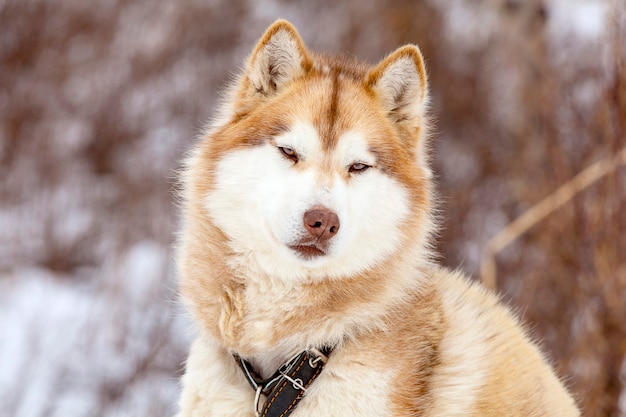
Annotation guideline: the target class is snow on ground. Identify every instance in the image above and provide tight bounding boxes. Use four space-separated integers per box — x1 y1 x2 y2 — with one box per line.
0 246 191 416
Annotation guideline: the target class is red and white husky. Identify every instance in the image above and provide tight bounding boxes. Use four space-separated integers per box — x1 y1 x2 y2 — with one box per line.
176 20 579 417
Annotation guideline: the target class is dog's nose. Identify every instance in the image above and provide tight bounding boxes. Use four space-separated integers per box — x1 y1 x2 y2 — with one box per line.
303 206 340 241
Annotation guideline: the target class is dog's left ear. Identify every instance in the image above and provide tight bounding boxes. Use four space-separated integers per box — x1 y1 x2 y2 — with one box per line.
366 45 429 124
240 20 311 102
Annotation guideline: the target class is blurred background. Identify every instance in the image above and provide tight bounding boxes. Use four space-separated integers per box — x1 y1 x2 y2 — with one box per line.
1 0 624 415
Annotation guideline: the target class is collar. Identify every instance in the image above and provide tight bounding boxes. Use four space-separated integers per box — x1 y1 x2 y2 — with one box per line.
234 347 332 417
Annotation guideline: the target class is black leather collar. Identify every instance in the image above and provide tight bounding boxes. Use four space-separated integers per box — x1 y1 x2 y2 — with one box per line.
234 347 332 417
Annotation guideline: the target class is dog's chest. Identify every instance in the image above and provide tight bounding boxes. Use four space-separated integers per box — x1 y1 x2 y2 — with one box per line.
285 350 396 416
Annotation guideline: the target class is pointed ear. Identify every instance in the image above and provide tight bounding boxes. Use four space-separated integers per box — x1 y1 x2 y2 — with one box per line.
243 20 311 99
366 45 428 124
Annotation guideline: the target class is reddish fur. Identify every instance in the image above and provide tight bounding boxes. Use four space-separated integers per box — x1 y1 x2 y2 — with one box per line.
176 20 579 417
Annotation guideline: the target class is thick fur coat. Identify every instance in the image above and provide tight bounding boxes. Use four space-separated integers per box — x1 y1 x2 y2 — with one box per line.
175 20 580 416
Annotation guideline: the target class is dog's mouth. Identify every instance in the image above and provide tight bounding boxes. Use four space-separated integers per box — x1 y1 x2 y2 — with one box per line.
289 243 327 260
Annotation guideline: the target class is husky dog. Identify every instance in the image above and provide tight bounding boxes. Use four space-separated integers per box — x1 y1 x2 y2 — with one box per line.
176 19 579 416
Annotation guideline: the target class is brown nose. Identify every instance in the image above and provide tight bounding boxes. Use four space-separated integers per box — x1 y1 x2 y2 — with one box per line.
303 206 340 242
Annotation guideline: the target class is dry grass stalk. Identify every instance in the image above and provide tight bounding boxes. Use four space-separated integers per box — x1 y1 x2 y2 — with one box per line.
480 147 626 289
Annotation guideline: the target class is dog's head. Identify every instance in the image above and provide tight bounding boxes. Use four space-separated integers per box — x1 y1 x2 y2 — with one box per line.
187 20 433 282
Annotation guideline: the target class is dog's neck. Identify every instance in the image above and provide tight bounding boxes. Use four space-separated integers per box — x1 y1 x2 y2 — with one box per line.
212 249 434 371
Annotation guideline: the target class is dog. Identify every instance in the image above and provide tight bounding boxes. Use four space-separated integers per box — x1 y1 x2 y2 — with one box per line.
175 19 580 416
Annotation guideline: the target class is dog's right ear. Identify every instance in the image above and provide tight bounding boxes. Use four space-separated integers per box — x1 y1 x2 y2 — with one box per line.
237 20 311 108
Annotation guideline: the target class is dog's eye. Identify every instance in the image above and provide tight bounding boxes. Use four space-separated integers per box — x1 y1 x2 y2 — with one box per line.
278 147 299 163
349 162 371 173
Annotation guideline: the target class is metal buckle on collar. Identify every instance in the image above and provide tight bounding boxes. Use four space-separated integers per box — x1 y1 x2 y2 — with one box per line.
308 348 328 368
254 386 263 417
236 347 333 417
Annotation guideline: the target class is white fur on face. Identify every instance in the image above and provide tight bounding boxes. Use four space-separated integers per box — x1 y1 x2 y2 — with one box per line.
205 121 409 281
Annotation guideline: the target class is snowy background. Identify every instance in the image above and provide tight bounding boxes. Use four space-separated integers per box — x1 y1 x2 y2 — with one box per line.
1 0 624 416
